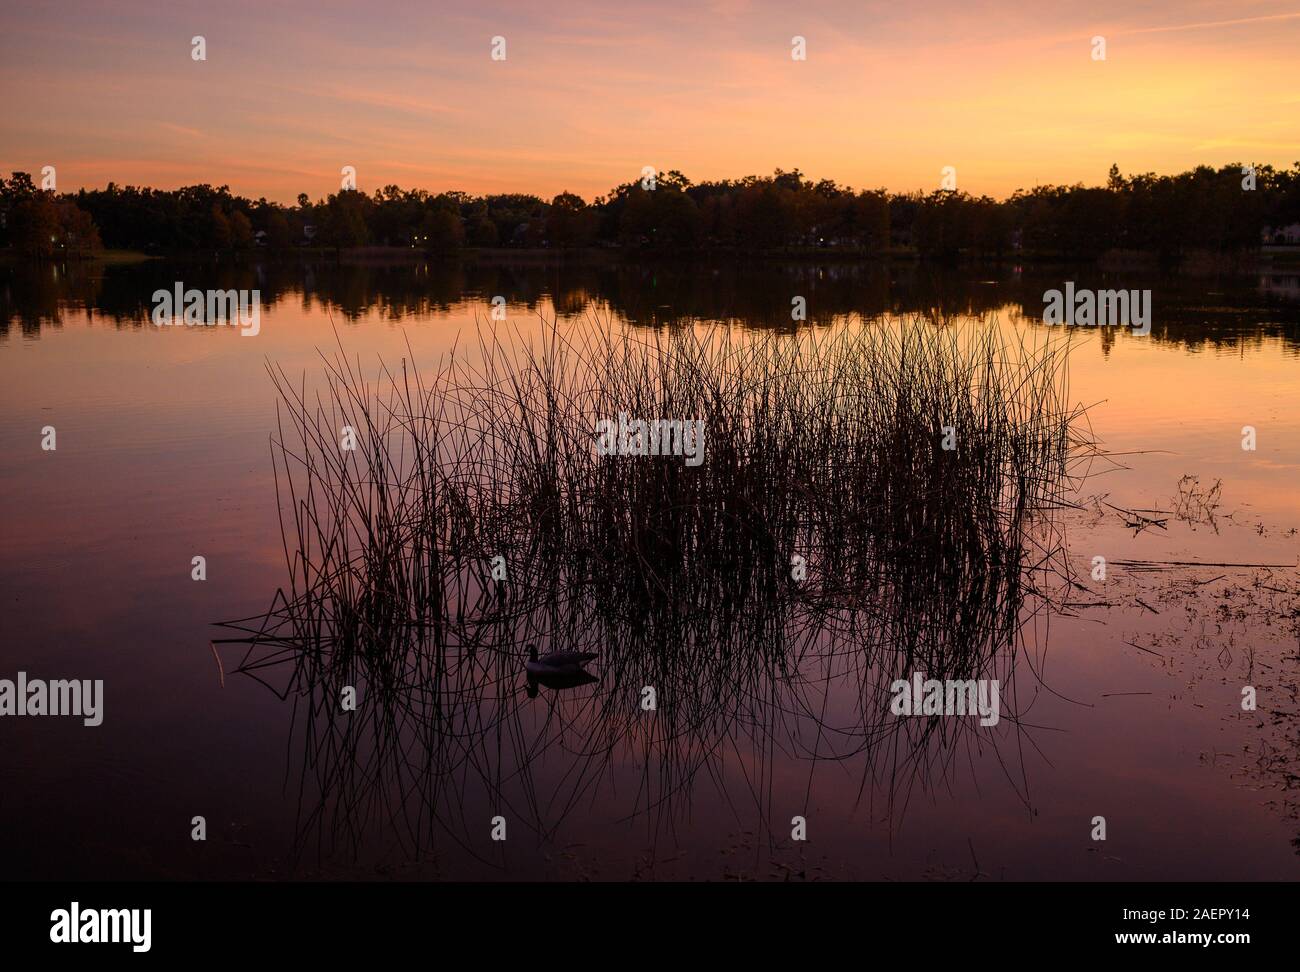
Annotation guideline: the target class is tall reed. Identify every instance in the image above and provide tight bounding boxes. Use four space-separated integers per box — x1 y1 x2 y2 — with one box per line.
215 312 1090 858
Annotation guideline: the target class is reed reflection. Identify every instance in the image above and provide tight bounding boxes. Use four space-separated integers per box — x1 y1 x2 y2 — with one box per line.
213 313 1089 868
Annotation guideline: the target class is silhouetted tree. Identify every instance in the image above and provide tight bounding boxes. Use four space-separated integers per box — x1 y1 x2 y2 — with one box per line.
5 162 1297 261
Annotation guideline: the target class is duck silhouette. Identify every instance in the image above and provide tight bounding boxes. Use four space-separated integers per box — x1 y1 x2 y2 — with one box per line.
524 644 599 697
525 644 598 676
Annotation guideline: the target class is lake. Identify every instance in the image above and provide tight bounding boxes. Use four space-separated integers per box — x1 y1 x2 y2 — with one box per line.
2 255 1299 880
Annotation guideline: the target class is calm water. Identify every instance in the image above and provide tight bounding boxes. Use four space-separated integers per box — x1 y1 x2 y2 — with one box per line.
2 256 1299 880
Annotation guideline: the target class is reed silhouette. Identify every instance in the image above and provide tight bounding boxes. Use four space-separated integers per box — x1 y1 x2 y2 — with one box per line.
213 312 1092 869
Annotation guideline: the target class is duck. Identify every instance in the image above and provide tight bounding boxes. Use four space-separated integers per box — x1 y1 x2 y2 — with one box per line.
525 644 598 677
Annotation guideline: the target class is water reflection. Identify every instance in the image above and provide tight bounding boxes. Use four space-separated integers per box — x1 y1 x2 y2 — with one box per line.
4 256 1299 878
5 257 1300 352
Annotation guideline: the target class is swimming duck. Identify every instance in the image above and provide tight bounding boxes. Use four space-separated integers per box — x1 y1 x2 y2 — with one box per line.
525 644 598 676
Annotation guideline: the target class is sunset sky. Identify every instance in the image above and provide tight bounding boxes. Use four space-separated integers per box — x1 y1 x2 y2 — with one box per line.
3 0 1298 203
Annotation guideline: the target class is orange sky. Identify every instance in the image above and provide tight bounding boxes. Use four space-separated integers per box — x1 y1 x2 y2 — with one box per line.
3 0 1298 203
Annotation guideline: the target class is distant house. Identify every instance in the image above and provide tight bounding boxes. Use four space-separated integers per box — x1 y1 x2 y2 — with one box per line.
1262 223 1300 245
302 224 318 243
253 230 268 247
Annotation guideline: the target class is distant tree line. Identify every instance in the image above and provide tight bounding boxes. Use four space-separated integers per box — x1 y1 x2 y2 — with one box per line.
0 172 103 258
3 163 1299 260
